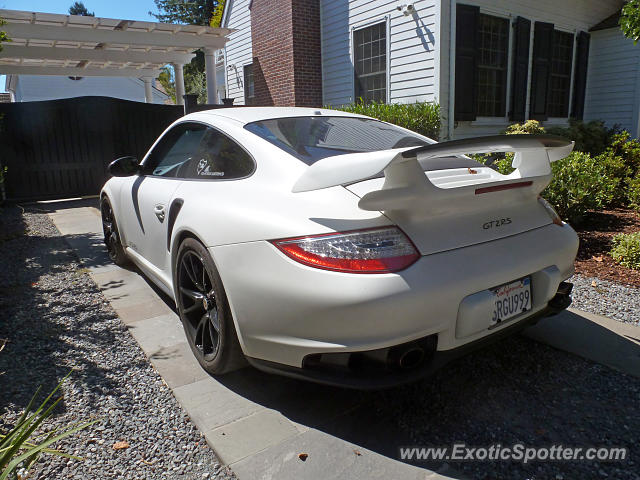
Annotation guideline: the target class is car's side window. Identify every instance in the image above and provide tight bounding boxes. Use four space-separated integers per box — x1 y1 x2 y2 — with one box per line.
143 123 207 177
176 127 254 180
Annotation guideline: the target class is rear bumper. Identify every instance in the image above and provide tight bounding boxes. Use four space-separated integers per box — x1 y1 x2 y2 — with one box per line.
246 291 571 389
211 223 579 369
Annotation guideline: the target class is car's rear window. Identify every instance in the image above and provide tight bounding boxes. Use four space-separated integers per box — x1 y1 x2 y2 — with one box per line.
244 116 431 164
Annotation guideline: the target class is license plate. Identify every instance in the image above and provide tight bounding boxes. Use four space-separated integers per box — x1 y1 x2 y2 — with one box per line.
491 277 531 326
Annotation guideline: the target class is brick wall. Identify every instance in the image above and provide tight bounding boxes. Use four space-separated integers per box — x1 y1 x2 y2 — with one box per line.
250 0 322 107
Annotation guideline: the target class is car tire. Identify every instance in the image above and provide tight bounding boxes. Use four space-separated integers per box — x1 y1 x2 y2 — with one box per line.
174 237 246 375
100 197 130 267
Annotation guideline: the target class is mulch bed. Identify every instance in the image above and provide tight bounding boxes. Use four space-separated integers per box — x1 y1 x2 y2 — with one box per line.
574 208 640 287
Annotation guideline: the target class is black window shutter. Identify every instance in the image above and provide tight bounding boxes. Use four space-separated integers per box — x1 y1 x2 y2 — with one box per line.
529 21 554 121
454 4 479 121
571 31 590 120
510 17 531 121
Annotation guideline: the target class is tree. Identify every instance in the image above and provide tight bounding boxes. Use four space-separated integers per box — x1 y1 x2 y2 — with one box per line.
157 66 177 104
621 0 640 44
150 0 224 103
0 17 10 53
210 0 225 28
69 2 95 16
150 0 218 26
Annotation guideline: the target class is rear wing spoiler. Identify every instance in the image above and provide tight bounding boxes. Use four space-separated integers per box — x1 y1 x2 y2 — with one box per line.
292 134 574 194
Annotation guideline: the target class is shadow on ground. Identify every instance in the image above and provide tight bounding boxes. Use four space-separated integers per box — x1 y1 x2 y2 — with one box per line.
6 199 637 479
0 202 147 417
213 326 639 478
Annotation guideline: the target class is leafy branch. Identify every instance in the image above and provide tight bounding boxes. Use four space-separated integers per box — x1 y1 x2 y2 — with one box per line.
621 0 640 44
0 372 97 479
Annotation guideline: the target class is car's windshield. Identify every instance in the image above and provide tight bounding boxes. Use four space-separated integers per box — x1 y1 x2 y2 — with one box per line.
244 116 431 164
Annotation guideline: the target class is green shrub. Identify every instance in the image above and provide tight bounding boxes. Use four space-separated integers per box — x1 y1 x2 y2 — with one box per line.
475 148 618 223
492 120 638 215
611 232 640 270
542 151 620 224
606 132 640 175
546 119 617 155
594 132 640 208
333 101 441 140
596 151 632 207
628 174 640 210
473 154 514 175
474 120 545 175
504 119 546 135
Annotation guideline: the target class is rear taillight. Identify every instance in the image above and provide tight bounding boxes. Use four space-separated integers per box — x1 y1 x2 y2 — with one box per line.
271 227 419 273
538 196 563 226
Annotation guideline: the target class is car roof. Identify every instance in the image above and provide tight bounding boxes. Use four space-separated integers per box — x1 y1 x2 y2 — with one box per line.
190 106 369 125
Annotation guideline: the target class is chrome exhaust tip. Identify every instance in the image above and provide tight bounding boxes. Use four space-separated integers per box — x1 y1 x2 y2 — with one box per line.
388 345 426 370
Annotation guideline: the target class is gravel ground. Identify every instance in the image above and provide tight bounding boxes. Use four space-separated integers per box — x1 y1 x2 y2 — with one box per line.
570 274 640 326
370 332 640 480
1 203 639 480
0 205 234 480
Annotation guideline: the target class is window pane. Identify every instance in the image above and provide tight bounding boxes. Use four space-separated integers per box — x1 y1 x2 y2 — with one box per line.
245 116 429 164
178 128 254 180
354 22 387 103
476 14 509 117
147 124 207 177
547 31 574 117
244 64 254 106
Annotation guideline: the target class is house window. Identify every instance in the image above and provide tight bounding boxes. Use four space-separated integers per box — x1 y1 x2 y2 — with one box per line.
243 64 254 105
476 14 509 117
353 21 387 103
455 4 588 122
547 31 574 117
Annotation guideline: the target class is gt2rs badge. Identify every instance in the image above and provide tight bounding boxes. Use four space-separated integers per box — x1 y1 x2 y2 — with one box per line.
483 218 512 230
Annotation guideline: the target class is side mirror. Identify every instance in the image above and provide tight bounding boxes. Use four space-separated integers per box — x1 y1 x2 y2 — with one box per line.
108 156 140 177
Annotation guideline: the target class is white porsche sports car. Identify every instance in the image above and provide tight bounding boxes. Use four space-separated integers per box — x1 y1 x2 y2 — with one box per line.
101 107 578 388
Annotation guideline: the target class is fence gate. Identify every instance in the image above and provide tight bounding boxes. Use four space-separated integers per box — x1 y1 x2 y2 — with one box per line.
0 96 184 201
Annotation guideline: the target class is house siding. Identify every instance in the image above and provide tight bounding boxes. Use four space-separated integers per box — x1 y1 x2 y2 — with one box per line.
442 0 622 139
584 28 640 137
10 76 168 104
221 0 631 136
321 0 439 107
223 0 253 105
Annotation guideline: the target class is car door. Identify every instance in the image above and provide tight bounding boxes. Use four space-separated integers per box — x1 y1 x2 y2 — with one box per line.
119 122 208 277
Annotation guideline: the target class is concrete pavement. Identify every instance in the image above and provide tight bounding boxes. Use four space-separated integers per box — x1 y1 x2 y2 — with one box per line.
524 307 640 378
46 199 459 480
44 199 640 479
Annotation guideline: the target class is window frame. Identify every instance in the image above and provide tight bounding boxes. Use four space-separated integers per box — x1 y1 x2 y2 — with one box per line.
546 28 577 120
474 12 511 119
243 63 255 106
140 121 256 182
471 10 514 123
351 17 390 104
454 4 583 124
140 121 207 177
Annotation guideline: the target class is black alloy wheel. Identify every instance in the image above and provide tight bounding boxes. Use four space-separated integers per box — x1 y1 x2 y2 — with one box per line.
174 238 246 374
178 250 221 360
100 198 129 266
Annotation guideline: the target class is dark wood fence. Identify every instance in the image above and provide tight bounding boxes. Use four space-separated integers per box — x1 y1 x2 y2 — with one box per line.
0 96 184 201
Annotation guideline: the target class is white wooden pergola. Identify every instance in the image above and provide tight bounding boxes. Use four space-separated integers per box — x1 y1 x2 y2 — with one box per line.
0 9 233 105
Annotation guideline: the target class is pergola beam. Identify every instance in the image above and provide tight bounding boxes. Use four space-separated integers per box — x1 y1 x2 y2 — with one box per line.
3 22 228 50
0 9 231 105
0 65 161 77
0 45 195 65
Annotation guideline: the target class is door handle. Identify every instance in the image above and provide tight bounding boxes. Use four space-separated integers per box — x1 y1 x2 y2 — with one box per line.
154 204 166 222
